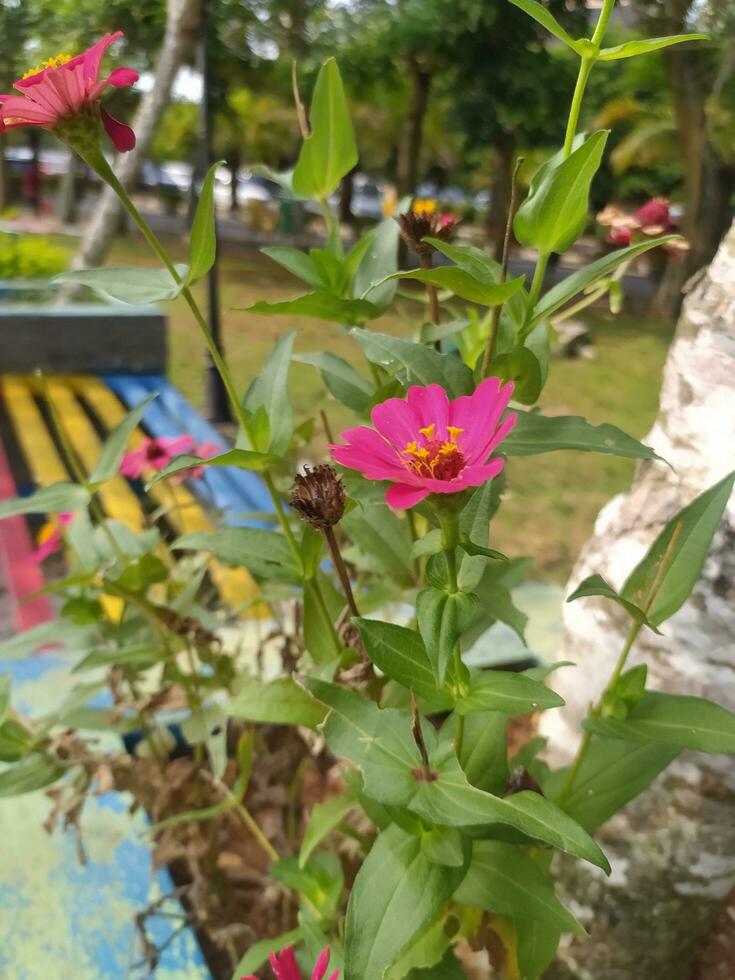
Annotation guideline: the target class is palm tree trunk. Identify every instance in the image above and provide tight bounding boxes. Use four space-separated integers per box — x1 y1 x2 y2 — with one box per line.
69 0 202 272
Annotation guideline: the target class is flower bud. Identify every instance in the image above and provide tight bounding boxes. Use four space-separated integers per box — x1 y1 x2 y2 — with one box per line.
396 207 459 256
290 464 346 529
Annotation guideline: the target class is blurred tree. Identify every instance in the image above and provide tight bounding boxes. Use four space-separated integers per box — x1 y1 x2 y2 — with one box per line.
633 0 735 315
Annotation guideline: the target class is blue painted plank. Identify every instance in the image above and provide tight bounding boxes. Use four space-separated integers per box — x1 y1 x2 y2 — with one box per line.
103 374 272 528
0 647 210 979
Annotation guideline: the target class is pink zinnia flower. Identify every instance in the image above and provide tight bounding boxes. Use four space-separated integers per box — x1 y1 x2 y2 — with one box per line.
331 379 516 510
120 435 196 480
0 32 139 153
634 197 671 229
242 945 338 980
33 512 74 563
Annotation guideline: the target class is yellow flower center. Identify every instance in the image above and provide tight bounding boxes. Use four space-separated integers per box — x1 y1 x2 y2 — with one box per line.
23 53 73 79
402 425 465 481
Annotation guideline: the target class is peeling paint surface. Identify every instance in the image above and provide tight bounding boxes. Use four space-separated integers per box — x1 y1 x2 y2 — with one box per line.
0 649 210 979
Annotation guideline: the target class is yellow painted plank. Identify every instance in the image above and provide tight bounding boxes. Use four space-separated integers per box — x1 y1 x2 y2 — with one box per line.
75 376 263 615
3 376 68 486
44 378 145 533
3 375 122 621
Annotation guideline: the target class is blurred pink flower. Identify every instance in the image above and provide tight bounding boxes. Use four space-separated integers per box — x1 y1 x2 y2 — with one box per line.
331 379 516 510
33 512 74 563
242 945 338 980
120 435 196 479
634 197 671 229
0 32 138 152
184 440 221 480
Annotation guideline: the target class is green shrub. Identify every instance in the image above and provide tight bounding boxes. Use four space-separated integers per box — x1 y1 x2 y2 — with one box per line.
0 233 68 279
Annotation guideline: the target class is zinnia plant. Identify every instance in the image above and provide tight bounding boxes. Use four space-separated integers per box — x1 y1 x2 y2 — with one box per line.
0 4 731 980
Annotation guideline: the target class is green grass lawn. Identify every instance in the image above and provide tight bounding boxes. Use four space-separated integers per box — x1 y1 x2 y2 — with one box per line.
68 233 676 581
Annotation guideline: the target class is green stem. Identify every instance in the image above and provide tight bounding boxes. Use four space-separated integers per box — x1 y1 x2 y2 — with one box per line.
85 151 308 568
559 619 641 804
525 253 550 326
563 56 593 159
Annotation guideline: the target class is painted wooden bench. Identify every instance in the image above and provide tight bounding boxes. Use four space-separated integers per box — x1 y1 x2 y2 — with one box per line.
0 370 274 978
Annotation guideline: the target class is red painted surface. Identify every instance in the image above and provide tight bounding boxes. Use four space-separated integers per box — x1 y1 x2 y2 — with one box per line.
0 397 54 632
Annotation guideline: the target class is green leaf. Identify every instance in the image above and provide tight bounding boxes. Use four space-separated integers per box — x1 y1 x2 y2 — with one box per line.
88 395 156 486
295 353 374 413
188 160 221 284
172 528 301 583
147 448 278 485
411 747 609 871
0 675 10 726
546 737 678 831
530 237 680 326
459 711 508 794
271 853 344 918
510 0 583 52
243 331 296 457
232 929 303 979
416 588 480 684
515 917 562 980
0 719 35 762
455 840 585 936
354 618 448 706
487 348 543 405
351 330 474 399
343 503 414 588
300 526 324 582
567 574 661 632
262 245 324 288
455 670 564 716
514 132 608 255
388 268 525 308
0 620 93 660
53 264 189 304
229 677 326 729
300 791 357 867
584 691 735 755
353 214 403 311
344 823 468 980
599 34 708 61
244 291 379 326
304 572 344 663
0 481 89 519
0 755 65 797
458 481 504 591
505 411 661 461
622 471 735 626
292 58 358 199
72 645 162 673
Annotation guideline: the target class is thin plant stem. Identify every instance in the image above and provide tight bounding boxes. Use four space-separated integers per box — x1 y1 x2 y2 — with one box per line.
323 525 359 619
525 253 550 325
209 773 280 863
563 56 594 158
482 156 524 376
420 252 441 349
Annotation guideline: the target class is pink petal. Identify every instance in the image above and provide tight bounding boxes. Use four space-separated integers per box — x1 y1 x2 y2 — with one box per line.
102 107 136 152
370 396 420 449
406 384 450 438
269 947 302 980
385 482 430 510
195 439 221 460
120 450 145 478
106 66 139 88
330 426 408 481
449 377 514 464
81 32 123 85
475 411 517 463
430 458 505 494
0 94 57 125
32 529 62 563
311 948 331 980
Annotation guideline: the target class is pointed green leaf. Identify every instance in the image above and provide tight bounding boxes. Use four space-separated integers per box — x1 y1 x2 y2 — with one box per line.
567 574 661 632
53 265 189 304
232 929 303 979
292 58 358 199
0 755 65 797
351 329 474 399
454 840 585 936
510 0 583 52
622 471 735 625
0 482 89 520
504 412 661 461
387 267 524 308
599 34 708 61
295 352 374 412
300 791 357 867
354 618 448 706
455 670 564 716
262 245 324 288
243 331 296 456
188 160 222 284
147 448 277 485
172 528 301 583
345 823 468 980
583 691 735 754
416 588 480 684
243 290 378 326
88 395 156 486
229 677 326 730
515 132 608 255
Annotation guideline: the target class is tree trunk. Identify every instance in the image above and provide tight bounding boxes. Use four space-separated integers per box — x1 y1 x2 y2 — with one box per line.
339 165 356 226
486 131 515 262
650 11 733 317
70 0 202 272
58 152 80 226
542 220 735 978
397 56 431 197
